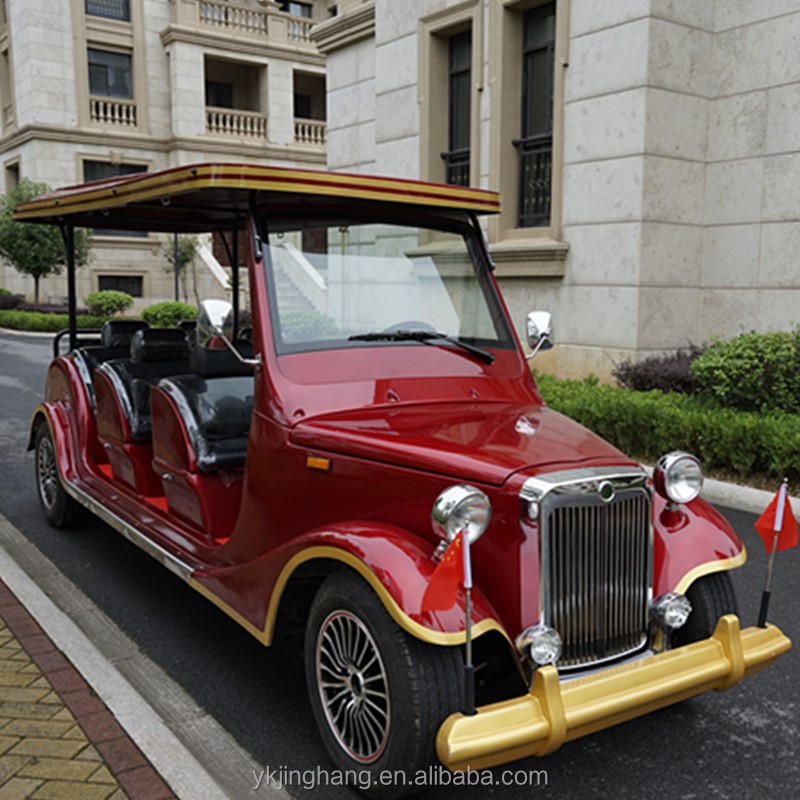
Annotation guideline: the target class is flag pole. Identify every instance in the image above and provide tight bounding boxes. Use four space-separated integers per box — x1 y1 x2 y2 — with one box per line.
758 478 787 628
462 531 476 716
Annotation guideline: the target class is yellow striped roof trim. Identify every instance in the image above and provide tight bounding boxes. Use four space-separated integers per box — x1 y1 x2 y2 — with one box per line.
14 162 501 221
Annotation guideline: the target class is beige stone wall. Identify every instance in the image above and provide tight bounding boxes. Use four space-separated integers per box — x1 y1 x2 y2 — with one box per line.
318 0 800 381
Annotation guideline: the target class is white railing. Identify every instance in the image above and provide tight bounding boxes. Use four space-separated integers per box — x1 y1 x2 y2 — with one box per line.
294 119 326 146
206 107 268 138
90 97 137 127
199 1 268 36
287 17 312 42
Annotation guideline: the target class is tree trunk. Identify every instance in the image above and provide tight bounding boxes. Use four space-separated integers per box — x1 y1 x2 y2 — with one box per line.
34 276 40 305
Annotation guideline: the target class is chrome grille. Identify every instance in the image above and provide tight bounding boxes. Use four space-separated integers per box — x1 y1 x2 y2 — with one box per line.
543 492 651 669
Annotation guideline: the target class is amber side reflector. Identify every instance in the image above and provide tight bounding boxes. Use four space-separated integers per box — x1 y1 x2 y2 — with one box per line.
306 456 331 471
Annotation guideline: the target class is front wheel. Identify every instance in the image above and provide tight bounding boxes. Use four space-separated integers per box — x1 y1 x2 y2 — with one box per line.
673 571 738 647
305 570 464 798
34 423 85 528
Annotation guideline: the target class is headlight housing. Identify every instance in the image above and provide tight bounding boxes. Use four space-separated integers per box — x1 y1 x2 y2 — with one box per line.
431 485 491 544
651 593 692 629
516 624 562 666
653 451 703 504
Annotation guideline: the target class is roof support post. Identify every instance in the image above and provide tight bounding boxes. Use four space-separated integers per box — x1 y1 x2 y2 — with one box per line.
231 225 239 340
60 223 78 352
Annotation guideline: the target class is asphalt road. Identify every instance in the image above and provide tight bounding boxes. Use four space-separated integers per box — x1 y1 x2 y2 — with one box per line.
0 330 798 800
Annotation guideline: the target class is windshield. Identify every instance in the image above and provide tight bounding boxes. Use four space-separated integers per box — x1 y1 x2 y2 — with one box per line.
262 215 513 357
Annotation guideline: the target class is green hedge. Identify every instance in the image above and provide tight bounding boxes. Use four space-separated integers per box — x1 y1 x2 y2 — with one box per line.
0 309 110 332
537 373 800 481
141 301 197 328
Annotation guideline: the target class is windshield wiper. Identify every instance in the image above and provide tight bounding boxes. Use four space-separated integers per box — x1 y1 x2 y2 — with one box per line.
348 330 495 364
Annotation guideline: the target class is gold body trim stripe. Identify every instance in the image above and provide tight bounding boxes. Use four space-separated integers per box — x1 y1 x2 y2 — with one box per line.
672 547 747 595
192 545 509 648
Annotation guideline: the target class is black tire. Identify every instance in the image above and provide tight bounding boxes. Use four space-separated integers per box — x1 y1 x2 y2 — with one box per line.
34 423 85 529
304 570 464 799
674 571 738 647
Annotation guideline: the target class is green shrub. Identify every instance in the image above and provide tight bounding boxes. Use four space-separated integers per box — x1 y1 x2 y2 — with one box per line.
537 373 800 481
690 330 800 414
281 309 339 343
0 287 10 295
141 301 197 328
84 290 133 317
0 309 109 332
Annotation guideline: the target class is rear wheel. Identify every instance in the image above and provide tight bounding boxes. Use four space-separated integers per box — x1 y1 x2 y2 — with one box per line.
305 570 464 798
674 571 738 646
34 423 85 528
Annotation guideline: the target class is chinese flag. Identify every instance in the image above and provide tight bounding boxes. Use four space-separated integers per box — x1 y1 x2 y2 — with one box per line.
421 532 464 612
755 484 799 552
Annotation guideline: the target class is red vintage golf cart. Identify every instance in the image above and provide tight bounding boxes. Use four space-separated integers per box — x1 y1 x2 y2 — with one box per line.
19 164 790 793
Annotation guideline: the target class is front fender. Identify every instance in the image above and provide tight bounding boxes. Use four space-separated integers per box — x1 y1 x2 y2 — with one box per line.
653 494 746 595
190 521 509 648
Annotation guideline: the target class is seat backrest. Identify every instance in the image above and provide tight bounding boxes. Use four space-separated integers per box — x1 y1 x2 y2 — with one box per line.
97 329 191 441
190 340 254 378
72 320 150 412
156 374 254 472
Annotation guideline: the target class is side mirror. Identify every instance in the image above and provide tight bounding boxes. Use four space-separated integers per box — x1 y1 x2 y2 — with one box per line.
197 299 234 347
197 299 261 367
526 311 554 361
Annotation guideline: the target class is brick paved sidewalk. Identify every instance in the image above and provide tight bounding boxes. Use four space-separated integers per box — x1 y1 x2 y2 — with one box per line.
0 580 176 800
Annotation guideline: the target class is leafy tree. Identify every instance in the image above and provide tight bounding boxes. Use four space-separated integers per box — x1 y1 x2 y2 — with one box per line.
161 234 200 305
0 179 91 304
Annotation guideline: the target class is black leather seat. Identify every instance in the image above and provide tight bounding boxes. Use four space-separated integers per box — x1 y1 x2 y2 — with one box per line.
156 342 254 472
72 320 149 412
97 328 190 441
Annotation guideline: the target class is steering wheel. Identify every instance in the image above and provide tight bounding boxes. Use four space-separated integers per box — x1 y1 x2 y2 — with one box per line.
382 320 437 334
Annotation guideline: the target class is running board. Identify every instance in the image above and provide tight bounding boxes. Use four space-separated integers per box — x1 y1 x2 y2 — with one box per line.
63 479 194 582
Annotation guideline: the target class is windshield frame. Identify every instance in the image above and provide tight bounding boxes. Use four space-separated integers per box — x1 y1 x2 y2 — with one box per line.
258 206 516 359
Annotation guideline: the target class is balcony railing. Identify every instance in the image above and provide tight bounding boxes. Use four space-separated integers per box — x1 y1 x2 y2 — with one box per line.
206 107 268 139
515 133 552 227
199 0 268 35
441 148 470 187
294 119 326 147
90 96 137 127
169 1 319 50
287 17 312 43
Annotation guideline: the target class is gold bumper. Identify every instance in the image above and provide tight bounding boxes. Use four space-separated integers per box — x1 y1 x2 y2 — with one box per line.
437 615 791 771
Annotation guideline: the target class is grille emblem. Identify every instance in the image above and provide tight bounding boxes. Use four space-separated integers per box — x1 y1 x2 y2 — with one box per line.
598 481 615 503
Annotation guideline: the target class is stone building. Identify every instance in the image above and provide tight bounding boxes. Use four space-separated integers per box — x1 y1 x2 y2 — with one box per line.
313 0 800 379
0 0 330 309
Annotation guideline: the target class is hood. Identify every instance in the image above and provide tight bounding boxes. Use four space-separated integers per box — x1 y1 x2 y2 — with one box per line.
290 401 635 486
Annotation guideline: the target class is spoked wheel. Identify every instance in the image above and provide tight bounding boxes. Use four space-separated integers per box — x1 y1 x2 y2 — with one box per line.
316 609 390 763
305 570 464 799
34 423 85 528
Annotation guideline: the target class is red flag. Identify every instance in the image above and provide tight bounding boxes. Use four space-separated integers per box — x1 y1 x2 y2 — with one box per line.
755 484 798 552
421 532 465 612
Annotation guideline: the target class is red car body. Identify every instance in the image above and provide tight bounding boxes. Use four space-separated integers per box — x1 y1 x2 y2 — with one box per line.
19 164 789 780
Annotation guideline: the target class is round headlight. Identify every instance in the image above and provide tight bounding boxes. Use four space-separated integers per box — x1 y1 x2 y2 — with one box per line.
651 593 692 629
431 485 491 544
654 451 703 504
516 624 562 666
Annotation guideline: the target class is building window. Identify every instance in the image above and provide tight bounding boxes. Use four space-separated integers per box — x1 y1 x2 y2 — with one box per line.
280 1 312 17
516 3 555 228
85 0 130 22
442 32 471 187
98 275 143 297
205 80 234 109
88 48 133 99
83 161 147 237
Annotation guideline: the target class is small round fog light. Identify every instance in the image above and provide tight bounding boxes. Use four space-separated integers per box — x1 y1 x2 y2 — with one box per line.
516 624 562 666
651 592 692 629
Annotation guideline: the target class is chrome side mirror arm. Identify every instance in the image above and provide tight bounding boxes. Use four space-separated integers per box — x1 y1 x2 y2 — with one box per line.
526 311 554 362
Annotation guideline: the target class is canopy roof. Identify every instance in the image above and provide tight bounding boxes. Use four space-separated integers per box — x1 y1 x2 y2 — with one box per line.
13 162 501 232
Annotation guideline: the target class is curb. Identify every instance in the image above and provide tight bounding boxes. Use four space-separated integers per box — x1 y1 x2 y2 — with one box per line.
0 511 288 800
0 326 57 338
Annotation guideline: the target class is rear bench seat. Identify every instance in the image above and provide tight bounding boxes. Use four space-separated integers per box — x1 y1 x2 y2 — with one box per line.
150 342 254 536
72 320 148 412
93 328 190 494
